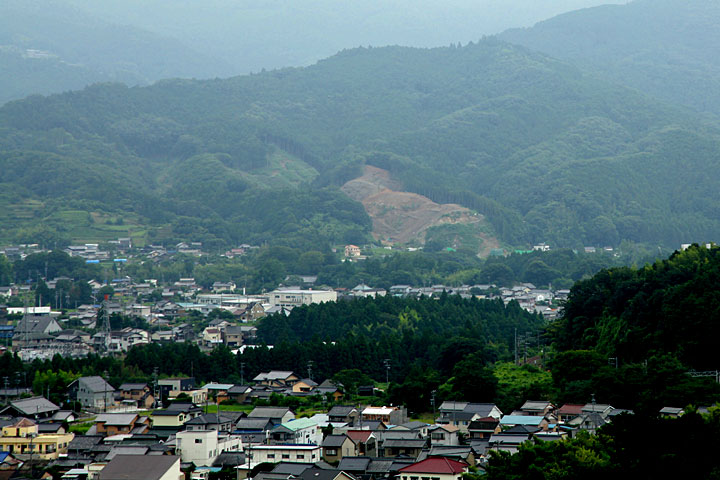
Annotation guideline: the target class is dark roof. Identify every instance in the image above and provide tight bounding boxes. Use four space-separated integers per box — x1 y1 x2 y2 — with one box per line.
383 438 427 448
69 435 103 452
185 413 234 425
98 454 180 480
272 463 315 475
119 383 148 391
328 406 356 417
503 425 540 435
248 406 292 419
337 457 371 471
213 452 246 467
236 418 274 430
323 435 350 448
298 468 350 480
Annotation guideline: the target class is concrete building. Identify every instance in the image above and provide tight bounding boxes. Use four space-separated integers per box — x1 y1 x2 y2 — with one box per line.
267 289 337 308
175 429 242 467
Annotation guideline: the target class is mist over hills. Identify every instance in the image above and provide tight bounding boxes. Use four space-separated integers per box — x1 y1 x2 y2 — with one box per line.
2 36 719 251
1 0 622 105
498 0 720 115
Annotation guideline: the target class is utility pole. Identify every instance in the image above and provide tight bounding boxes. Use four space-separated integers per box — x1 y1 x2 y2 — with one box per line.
514 328 518 365
240 362 245 386
307 361 314 381
153 367 159 409
384 359 391 385
431 390 437 419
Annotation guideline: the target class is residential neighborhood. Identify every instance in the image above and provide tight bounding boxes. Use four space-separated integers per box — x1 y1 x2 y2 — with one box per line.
0 362 686 479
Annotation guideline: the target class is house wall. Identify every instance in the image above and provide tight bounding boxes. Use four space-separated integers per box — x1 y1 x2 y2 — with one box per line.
250 446 321 464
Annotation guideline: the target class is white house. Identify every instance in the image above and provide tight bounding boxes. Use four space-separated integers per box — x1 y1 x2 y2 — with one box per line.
248 444 322 465
175 430 242 467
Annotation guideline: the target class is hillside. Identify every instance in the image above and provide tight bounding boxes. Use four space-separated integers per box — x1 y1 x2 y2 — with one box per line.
1 39 720 250
498 0 720 115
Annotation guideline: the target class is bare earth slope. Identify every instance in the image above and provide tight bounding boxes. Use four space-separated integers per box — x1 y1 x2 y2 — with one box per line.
342 166 499 254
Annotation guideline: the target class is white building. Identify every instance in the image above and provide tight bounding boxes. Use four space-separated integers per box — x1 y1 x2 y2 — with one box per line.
267 289 337 308
248 445 322 465
175 430 242 467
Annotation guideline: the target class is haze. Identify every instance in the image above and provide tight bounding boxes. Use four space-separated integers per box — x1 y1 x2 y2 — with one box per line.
1 0 623 103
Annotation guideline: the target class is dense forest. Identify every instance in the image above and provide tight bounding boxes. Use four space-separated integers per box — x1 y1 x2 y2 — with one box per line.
3 30 720 251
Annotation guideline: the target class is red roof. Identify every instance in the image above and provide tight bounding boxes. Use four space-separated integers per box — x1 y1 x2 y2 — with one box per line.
557 404 584 415
399 457 467 474
346 430 373 443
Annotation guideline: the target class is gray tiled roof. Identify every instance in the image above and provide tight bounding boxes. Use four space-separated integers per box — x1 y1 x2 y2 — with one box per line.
98 454 180 480
9 396 59 415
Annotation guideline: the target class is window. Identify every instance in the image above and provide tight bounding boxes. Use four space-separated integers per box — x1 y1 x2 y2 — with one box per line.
325 448 337 456
267 454 275 459
195 439 203 444
282 454 290 459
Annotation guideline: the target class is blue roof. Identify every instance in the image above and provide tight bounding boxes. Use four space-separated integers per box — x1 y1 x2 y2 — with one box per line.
0 451 8 463
500 415 544 426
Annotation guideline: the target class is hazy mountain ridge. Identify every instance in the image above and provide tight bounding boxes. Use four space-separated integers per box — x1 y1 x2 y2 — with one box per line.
497 0 720 115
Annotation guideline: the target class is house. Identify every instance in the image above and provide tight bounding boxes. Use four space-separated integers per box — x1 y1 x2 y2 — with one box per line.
328 406 359 424
316 380 344 402
361 406 407 425
499 415 548 431
158 377 196 397
212 281 237 293
382 438 427 458
248 444 322 464
152 403 203 429
292 379 318 394
436 402 503 432
269 418 322 445
322 434 357 463
0 396 60 420
175 429 242 467
94 413 150 436
13 315 62 336
556 404 584 423
247 406 295 425
68 376 115 410
345 431 377 457
344 245 361 257
118 383 155 409
519 401 555 417
226 385 252 404
185 414 235 432
468 417 500 439
428 424 460 446
222 325 244 347
398 457 468 480
98 454 182 480
0 417 74 460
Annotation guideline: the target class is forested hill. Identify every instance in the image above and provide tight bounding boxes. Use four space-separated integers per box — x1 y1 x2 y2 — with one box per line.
2 39 720 249
553 244 720 370
498 0 720 115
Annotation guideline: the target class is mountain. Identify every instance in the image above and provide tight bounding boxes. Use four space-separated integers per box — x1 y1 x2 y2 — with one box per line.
0 0 232 105
66 0 625 74
1 39 719 251
497 0 720 115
